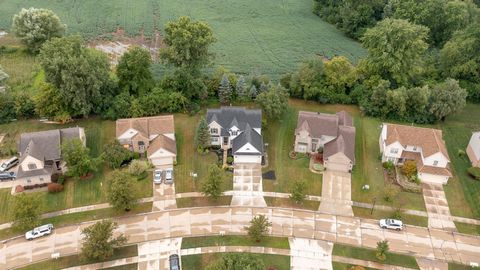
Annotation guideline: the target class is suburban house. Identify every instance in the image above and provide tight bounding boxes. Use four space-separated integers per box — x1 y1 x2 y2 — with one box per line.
116 115 177 167
467 132 480 167
206 107 263 164
294 111 355 172
17 127 86 187
379 124 452 184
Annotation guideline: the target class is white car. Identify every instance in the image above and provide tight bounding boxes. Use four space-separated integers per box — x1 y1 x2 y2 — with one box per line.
165 169 174 184
25 224 54 240
379 219 404 231
153 170 163 184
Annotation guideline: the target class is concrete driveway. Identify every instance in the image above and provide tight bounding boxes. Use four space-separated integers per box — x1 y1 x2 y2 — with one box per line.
289 238 333 270
318 170 353 216
231 163 266 207
422 183 456 231
137 238 182 270
152 182 177 211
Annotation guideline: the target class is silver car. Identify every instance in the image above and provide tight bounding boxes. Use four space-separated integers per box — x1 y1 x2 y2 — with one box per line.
379 219 404 231
165 169 174 184
25 224 54 240
153 170 163 184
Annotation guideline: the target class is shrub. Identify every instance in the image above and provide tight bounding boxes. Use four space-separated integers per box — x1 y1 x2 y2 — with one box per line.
391 209 402 220
376 240 389 261
467 167 480 180
382 161 394 172
128 160 148 176
15 185 24 193
226 156 234 164
383 184 398 202
409 175 421 184
401 160 417 178
47 183 64 193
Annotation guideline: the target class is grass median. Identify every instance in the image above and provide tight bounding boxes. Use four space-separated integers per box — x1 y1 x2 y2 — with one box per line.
181 235 290 249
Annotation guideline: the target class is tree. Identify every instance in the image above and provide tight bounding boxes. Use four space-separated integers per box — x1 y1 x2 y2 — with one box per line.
195 117 211 151
128 160 149 177
376 240 389 261
81 220 128 261
129 99 145 117
401 160 417 178
429 79 467 121
0 65 9 87
0 92 16 124
256 84 289 119
361 18 429 87
201 165 224 200
160 16 216 70
245 215 272 242
206 253 265 270
337 0 385 39
218 74 232 104
235 75 248 101
103 140 133 169
160 68 208 101
104 91 132 120
62 138 97 178
40 36 111 117
324 56 358 95
12 194 42 231
106 170 138 211
13 92 36 119
34 82 71 122
12 8 66 53
117 47 154 96
290 181 307 204
250 85 258 99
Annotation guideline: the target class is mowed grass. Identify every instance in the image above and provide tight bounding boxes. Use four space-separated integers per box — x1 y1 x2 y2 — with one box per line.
0 118 152 223
352 206 428 228
0 0 365 77
181 235 290 249
181 253 290 270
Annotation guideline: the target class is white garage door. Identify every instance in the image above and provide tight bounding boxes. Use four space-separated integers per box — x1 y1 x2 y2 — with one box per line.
419 173 449 185
325 161 350 172
296 144 307 153
150 157 173 167
234 155 261 164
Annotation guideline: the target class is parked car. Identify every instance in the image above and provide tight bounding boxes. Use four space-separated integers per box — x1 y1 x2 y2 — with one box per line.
165 169 174 184
379 219 404 231
25 224 54 240
0 156 19 172
0 171 16 181
153 170 163 184
169 254 180 270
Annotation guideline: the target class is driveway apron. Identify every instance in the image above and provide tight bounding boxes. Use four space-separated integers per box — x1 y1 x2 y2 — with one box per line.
421 183 456 231
318 170 353 217
230 163 267 207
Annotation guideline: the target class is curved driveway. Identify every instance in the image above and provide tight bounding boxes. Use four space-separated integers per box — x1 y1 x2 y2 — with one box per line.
2 206 480 269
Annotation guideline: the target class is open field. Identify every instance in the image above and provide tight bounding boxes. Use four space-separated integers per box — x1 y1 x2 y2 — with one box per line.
181 253 290 270
0 0 365 77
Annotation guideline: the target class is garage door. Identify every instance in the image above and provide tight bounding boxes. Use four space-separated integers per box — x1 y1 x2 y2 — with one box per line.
296 143 307 153
234 155 261 164
325 161 350 172
150 157 173 167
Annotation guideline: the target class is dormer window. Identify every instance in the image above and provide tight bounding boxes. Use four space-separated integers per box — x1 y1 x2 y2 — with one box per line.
231 130 238 136
433 160 438 166
211 128 218 134
28 163 37 170
413 146 417 151
390 148 398 154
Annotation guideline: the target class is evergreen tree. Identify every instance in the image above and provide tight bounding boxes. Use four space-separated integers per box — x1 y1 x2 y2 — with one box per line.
218 74 232 104
0 65 8 87
259 81 268 93
195 117 211 151
235 75 248 101
201 164 224 200
250 85 258 99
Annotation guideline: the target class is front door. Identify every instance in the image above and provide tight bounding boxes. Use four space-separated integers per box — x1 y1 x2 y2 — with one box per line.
223 137 229 146
138 141 145 153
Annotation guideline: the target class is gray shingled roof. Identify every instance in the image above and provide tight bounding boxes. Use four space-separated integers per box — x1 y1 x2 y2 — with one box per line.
206 107 262 131
232 124 264 155
324 125 356 164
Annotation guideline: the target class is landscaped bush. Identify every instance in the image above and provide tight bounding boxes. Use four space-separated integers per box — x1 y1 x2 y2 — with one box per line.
226 156 234 164
401 161 417 178
382 161 394 172
467 167 480 180
15 185 24 193
47 182 64 193
23 183 48 190
128 160 148 176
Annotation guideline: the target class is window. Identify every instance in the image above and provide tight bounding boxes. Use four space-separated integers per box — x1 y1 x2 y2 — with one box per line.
413 146 417 151
27 179 31 183
231 130 238 136
211 128 218 134
27 163 37 170
433 160 438 166
390 148 399 154
311 139 318 143
39 178 44 181
211 137 219 142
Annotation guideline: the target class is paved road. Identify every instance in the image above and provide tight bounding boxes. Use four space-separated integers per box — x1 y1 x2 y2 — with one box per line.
2 206 480 269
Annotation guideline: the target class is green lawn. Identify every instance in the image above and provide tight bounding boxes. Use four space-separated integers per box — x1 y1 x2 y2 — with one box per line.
333 262 376 270
176 196 232 208
0 202 152 241
0 118 152 223
181 253 290 270
17 245 138 270
264 196 320 211
0 0 365 78
449 263 477 270
352 206 428 228
455 222 480 236
332 243 419 270
103 264 138 270
181 235 290 249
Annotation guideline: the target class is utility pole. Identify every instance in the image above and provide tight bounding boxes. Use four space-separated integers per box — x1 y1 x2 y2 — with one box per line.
371 197 376 215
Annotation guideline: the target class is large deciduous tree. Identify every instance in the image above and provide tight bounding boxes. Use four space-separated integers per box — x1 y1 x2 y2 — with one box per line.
206 253 265 270
117 47 154 96
201 165 224 200
360 18 429 87
160 16 216 70
103 140 133 169
12 194 42 232
81 220 127 261
429 79 467 121
256 84 289 119
106 170 138 211
39 36 111 117
61 138 97 178
12 8 66 53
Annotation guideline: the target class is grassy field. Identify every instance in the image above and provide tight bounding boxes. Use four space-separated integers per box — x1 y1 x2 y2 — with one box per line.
264 196 321 211
176 196 232 208
0 0 365 77
352 206 428 228
181 235 290 249
181 253 290 270
332 243 419 269
0 118 152 223
455 222 480 236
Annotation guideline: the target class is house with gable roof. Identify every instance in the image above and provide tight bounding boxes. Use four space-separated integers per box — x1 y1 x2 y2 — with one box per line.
116 115 177 167
294 111 356 172
466 131 480 168
206 107 263 164
379 123 452 184
17 127 86 187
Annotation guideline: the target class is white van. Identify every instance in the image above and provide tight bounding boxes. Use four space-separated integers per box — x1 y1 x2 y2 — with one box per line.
25 224 54 240
0 157 19 172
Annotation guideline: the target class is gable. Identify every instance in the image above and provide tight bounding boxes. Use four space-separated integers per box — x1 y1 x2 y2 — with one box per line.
118 128 138 140
325 152 351 163
235 142 260 154
149 148 176 158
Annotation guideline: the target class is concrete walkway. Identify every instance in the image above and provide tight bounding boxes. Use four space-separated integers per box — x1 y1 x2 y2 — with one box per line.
152 183 177 211
289 237 334 270
416 257 448 270
318 170 354 217
230 163 266 207
422 183 457 231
